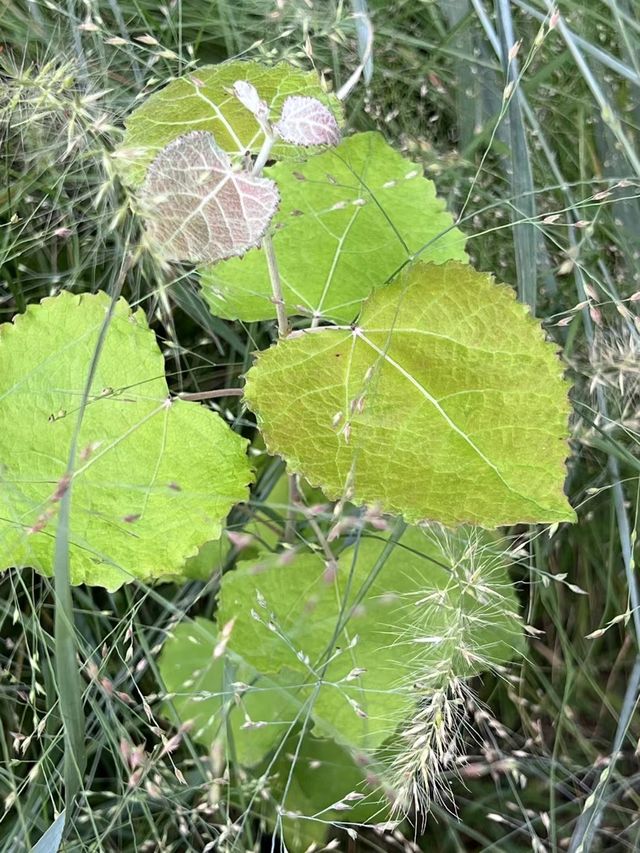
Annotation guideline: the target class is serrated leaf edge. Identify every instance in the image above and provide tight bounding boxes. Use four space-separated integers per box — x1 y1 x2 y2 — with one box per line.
0 289 255 589
117 60 345 189
244 262 575 527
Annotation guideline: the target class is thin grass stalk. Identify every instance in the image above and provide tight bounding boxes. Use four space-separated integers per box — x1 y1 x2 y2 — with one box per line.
53 251 133 822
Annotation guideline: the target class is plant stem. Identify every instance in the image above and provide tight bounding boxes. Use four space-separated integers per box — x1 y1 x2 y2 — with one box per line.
251 122 295 540
176 387 243 401
284 474 299 543
263 232 289 337
251 128 289 337
252 130 276 176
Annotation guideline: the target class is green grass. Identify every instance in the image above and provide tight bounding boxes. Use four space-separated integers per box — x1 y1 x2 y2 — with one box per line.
1 0 640 850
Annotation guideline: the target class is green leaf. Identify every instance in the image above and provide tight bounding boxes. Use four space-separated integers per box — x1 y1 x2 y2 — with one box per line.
217 524 524 752
159 617 303 767
0 291 252 590
159 615 388 848
179 477 291 582
180 538 229 582
202 132 467 323
116 60 342 188
244 261 574 526
264 731 388 852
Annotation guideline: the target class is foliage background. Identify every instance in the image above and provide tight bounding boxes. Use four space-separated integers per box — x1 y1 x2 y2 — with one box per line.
1 0 639 850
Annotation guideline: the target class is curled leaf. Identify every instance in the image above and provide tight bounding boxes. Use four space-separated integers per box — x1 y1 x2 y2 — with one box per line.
141 131 279 264
275 95 341 147
232 80 269 124
116 60 343 188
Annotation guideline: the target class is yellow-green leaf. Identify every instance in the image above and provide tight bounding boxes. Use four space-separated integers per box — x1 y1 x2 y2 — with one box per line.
244 261 574 526
0 291 252 589
202 132 467 323
217 525 524 751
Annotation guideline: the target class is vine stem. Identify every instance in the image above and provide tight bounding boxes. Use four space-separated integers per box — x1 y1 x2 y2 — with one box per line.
251 122 295 547
251 128 276 177
251 129 289 338
263 233 289 338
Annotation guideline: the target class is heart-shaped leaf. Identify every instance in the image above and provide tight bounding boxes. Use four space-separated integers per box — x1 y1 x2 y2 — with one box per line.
141 131 279 264
244 261 574 527
159 524 522 753
274 95 341 146
216 525 523 750
0 291 252 589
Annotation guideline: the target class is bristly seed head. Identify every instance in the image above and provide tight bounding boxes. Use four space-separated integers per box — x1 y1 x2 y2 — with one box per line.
388 679 472 824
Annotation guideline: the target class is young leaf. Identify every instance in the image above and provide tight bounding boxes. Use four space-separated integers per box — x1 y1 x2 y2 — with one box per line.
274 95 341 146
116 60 342 188
0 291 252 590
217 525 523 751
201 132 467 323
244 261 575 527
232 80 269 124
141 131 279 264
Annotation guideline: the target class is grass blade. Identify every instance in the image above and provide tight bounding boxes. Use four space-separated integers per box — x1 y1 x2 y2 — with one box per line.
495 0 538 312
31 810 66 853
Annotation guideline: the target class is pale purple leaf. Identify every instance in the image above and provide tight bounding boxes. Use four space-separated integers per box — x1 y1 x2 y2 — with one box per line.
141 131 279 264
274 96 340 147
232 80 269 124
